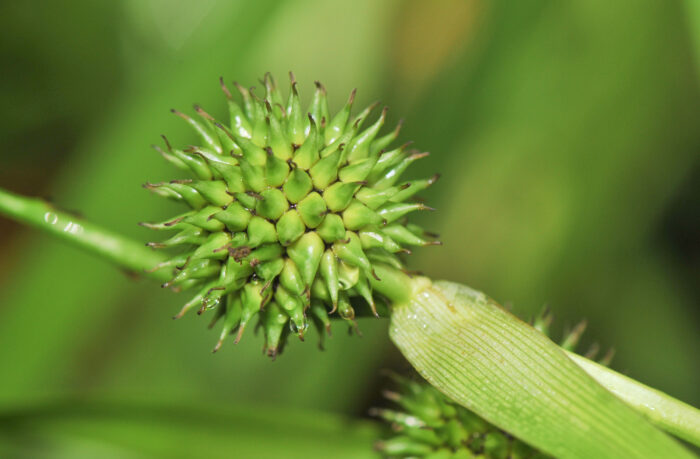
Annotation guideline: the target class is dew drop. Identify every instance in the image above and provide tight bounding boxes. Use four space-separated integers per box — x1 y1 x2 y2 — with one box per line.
289 321 309 334
44 212 58 225
63 221 83 235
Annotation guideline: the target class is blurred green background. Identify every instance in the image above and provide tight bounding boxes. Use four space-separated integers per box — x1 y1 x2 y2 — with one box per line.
0 0 698 456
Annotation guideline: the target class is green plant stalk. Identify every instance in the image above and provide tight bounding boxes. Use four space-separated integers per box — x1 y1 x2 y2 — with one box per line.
0 188 169 282
568 351 700 446
390 279 693 458
0 187 408 305
2 186 698 453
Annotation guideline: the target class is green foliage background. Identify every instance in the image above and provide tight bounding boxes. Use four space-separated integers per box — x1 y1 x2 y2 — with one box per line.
0 0 698 455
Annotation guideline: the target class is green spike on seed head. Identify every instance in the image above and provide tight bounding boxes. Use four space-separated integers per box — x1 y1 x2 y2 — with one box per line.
373 372 544 459
144 73 439 357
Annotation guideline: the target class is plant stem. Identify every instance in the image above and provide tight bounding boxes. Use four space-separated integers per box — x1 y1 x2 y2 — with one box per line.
369 264 425 305
568 351 700 446
0 188 169 281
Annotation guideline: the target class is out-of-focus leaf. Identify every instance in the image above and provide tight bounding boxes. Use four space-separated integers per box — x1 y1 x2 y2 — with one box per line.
0 399 379 458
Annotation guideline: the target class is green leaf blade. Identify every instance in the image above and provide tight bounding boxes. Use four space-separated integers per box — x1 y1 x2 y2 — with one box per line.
390 279 692 458
569 352 700 446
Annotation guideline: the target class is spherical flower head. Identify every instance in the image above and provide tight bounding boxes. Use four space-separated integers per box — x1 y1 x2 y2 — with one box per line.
143 73 439 357
373 372 542 458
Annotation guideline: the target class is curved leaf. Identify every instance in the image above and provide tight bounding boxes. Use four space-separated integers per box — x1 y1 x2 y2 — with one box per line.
390 279 691 458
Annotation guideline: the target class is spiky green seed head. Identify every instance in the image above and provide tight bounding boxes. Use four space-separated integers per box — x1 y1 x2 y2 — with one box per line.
144 73 439 357
374 311 612 457
373 372 544 459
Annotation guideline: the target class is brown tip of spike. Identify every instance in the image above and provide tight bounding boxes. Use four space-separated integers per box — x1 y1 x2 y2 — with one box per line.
599 348 615 366
381 390 401 402
160 135 173 151
171 109 189 120
410 151 430 160
267 347 278 360
348 88 357 105
207 316 221 330
212 243 231 253
369 301 380 318
173 304 190 320
194 105 214 120
233 81 245 94
259 292 272 310
219 77 232 99
394 141 413 153
145 262 166 273
213 121 234 137
162 216 184 227
234 325 246 344
212 339 223 353
570 319 588 337
585 342 600 360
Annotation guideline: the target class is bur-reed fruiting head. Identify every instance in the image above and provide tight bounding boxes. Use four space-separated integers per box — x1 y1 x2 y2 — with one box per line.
143 73 439 357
